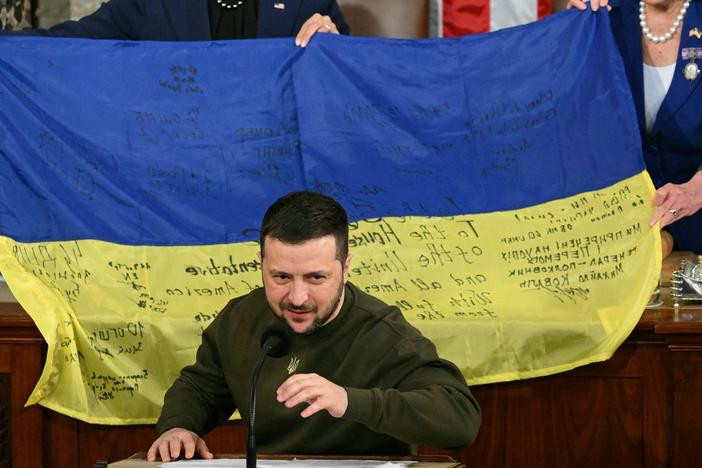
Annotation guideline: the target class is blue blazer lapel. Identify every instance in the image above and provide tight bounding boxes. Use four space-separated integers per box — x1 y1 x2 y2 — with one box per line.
258 0 302 37
611 1 646 135
164 0 212 40
652 1 702 135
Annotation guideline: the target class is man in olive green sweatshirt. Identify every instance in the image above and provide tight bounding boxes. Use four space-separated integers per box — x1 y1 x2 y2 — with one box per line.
147 191 481 462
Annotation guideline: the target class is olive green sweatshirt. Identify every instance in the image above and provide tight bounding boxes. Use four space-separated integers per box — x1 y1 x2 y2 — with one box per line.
157 283 481 454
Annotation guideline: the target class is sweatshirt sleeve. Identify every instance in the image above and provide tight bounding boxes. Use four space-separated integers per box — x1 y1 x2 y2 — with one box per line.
156 308 237 435
342 338 481 449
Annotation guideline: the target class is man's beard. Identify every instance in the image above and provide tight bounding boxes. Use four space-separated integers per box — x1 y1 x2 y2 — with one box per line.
278 281 345 335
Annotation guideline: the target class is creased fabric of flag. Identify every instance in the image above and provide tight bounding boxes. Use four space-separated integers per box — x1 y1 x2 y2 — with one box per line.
0 9 659 424
436 0 552 37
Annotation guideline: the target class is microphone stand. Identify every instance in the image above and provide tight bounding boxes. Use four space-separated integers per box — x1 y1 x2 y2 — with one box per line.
247 341 273 468
247 323 292 468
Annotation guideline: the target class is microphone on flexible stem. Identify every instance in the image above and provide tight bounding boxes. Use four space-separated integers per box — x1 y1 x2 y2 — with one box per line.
247 323 294 468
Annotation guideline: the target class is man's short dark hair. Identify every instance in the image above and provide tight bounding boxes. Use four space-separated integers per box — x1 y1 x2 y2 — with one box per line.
260 191 349 262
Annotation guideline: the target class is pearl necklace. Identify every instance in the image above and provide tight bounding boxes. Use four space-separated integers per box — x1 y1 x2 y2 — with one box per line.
639 0 690 43
217 0 246 9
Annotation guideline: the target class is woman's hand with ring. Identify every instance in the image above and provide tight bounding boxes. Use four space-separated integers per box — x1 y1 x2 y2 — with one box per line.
649 172 702 228
295 13 339 47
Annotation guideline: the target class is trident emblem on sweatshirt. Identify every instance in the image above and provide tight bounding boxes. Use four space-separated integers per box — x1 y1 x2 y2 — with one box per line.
287 356 300 374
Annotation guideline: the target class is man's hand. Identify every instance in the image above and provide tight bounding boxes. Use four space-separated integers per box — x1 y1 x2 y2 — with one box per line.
146 427 213 462
649 172 702 228
567 0 611 11
276 373 348 418
295 13 339 48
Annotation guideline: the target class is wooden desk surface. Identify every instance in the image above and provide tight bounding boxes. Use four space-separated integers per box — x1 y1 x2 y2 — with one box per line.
108 453 464 468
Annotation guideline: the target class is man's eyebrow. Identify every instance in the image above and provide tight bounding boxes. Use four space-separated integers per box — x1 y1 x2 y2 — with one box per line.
303 271 330 278
267 269 330 276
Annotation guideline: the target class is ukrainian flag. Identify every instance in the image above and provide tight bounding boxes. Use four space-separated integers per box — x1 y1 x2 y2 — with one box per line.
0 9 659 423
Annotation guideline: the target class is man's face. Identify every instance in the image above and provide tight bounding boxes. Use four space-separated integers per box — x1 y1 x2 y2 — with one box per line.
260 235 351 334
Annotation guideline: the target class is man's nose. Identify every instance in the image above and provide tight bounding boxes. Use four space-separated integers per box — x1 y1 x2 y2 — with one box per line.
288 280 309 305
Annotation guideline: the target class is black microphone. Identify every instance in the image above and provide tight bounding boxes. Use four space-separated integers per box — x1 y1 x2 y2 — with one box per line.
260 322 294 358
247 323 294 468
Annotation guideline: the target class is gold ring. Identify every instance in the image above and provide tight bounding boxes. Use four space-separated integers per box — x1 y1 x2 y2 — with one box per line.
669 209 678 217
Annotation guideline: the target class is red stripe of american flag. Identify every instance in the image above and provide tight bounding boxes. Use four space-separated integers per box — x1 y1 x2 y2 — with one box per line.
442 0 552 38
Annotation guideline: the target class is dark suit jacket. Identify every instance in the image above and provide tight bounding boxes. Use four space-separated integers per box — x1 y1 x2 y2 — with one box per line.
7 0 349 39
610 0 702 252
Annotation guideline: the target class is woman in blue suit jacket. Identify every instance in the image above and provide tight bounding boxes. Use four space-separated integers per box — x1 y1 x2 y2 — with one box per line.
571 0 702 254
4 0 349 46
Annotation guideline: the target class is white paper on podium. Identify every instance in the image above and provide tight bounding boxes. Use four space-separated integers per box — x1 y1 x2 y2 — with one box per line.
160 459 416 467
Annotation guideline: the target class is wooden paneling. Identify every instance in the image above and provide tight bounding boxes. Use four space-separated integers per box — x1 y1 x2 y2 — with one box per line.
0 374 10 468
44 411 78 468
41 415 248 468
673 350 702 468
478 376 643 468
421 339 671 468
0 302 45 468
77 423 155 468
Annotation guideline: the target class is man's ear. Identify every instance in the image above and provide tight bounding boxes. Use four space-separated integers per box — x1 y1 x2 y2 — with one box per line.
342 254 352 282
257 251 262 261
